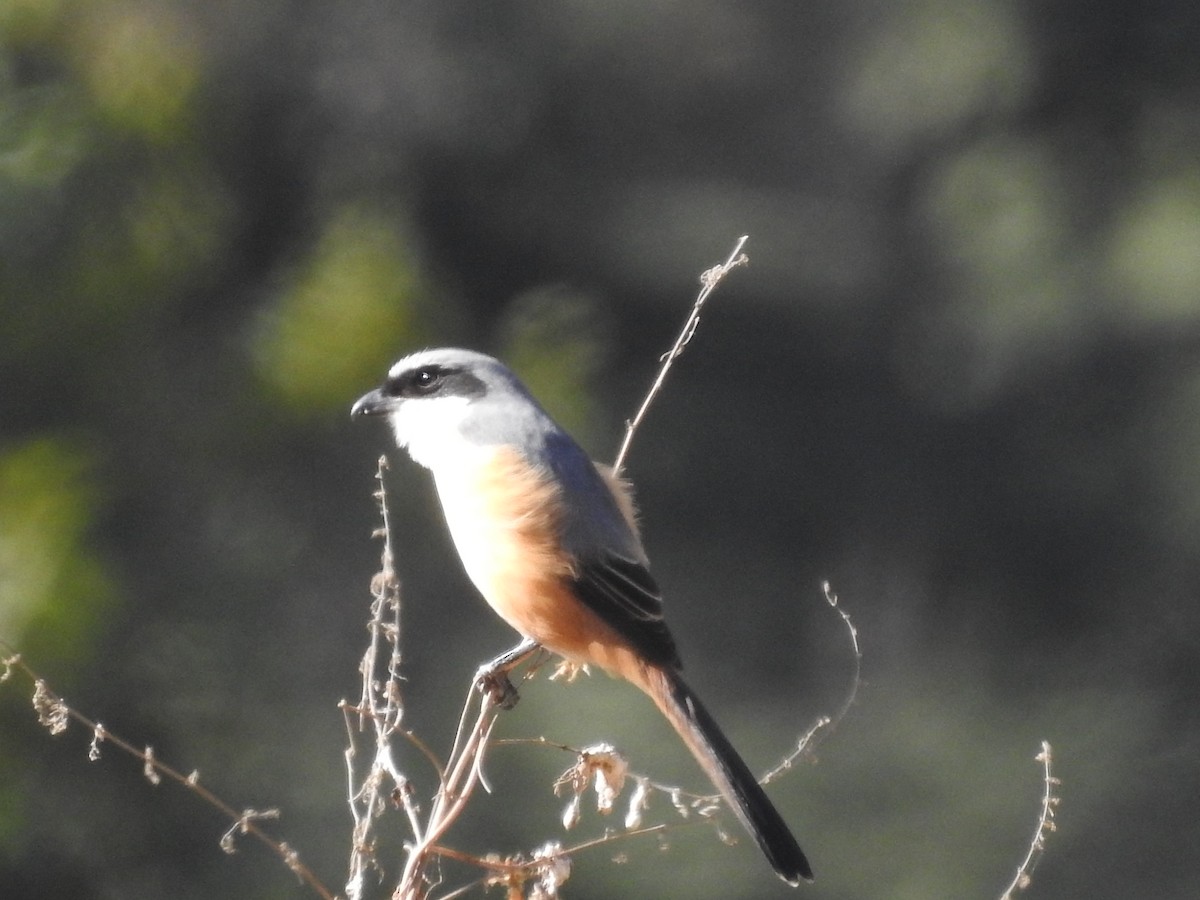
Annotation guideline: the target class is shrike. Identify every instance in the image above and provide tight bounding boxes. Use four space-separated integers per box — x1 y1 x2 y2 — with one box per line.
352 347 811 884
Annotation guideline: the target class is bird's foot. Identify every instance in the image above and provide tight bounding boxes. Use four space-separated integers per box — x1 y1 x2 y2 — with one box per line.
475 665 521 709
474 637 540 710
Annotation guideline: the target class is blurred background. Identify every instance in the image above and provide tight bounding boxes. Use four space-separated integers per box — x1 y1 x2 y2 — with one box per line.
3 1 1199 897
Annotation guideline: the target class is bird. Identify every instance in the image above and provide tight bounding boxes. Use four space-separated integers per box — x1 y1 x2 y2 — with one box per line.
351 347 812 885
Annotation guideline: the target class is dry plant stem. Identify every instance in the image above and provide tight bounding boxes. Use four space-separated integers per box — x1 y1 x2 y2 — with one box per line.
763 581 862 783
420 823 674 900
355 459 404 728
998 741 1060 900
0 647 334 900
395 685 504 900
613 234 749 472
345 456 413 899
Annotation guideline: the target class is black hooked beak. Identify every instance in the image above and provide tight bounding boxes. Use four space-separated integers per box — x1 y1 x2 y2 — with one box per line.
350 388 391 418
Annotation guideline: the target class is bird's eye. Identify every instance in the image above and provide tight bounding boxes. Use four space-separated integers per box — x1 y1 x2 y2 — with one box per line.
382 363 460 399
410 366 443 394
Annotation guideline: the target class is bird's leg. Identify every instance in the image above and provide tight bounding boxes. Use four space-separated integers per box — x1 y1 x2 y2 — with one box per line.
475 637 541 710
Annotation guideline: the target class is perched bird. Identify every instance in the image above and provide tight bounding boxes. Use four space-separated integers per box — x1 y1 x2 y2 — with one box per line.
352 347 811 884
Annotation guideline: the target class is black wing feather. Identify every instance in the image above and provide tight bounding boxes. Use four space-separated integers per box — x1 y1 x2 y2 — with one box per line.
569 556 681 669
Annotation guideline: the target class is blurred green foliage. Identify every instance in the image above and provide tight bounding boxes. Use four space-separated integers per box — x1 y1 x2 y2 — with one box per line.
498 285 611 448
0 439 115 661
1 0 230 373
840 0 1032 154
1108 172 1200 326
71 3 200 143
252 204 430 415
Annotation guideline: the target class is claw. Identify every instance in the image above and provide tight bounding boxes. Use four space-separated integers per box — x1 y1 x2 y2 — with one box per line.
476 666 521 709
474 637 541 710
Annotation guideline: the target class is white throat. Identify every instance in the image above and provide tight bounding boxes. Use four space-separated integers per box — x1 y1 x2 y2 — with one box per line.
387 395 474 470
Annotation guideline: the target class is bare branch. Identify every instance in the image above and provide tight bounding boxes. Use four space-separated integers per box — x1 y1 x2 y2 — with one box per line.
613 235 749 472
763 581 862 783
0 641 334 899
345 454 418 899
395 682 508 899
998 741 1061 900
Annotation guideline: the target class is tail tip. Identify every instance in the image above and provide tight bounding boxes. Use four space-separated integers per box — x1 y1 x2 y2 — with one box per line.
779 871 814 887
775 852 814 886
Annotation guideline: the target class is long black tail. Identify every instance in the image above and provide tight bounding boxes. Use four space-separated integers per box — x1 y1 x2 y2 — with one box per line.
640 665 813 884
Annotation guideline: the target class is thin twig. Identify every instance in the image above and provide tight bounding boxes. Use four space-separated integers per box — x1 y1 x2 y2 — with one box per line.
396 684 505 899
763 581 862 782
613 235 750 472
422 821 679 900
345 454 413 900
998 741 1060 899
0 647 334 899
